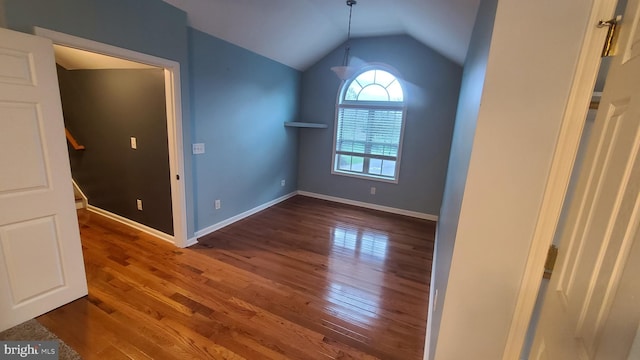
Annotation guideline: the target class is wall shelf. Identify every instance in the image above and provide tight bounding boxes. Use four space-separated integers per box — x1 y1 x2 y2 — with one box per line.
284 122 328 129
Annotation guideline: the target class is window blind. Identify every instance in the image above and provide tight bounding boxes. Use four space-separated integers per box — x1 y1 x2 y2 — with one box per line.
336 106 403 159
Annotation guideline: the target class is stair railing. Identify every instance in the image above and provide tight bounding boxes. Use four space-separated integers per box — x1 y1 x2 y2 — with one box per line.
65 128 85 150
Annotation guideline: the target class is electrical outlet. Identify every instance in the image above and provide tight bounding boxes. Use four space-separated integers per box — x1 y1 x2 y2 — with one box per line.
192 143 205 154
136 199 143 211
130 136 137 149
281 179 286 187
215 199 221 210
370 186 376 195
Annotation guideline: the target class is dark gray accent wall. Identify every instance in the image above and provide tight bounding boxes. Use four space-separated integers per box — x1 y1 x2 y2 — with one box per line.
428 0 498 357
58 66 174 235
297 35 462 215
188 28 300 231
4 0 196 237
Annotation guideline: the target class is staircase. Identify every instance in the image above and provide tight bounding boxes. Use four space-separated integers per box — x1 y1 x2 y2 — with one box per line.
66 129 87 209
72 181 87 210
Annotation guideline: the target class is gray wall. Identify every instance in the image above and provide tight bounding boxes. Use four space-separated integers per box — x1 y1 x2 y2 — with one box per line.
3 0 196 237
58 67 174 235
297 35 462 216
188 29 300 231
427 0 498 357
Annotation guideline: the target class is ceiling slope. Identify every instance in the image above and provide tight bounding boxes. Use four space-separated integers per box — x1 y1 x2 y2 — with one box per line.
163 0 480 70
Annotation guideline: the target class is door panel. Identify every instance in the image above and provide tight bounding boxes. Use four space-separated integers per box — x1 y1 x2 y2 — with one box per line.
1 216 65 304
558 101 630 303
593 224 640 359
622 1 640 63
0 27 87 331
0 48 35 85
0 102 49 192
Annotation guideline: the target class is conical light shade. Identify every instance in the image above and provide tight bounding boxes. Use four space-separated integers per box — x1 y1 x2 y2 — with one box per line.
330 65 358 80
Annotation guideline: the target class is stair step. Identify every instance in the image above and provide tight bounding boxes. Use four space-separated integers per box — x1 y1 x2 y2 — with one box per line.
75 199 85 209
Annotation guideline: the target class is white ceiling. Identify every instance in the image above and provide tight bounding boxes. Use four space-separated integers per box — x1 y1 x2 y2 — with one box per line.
163 0 480 70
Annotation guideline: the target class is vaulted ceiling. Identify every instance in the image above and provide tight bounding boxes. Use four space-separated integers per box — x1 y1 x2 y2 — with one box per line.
163 0 480 70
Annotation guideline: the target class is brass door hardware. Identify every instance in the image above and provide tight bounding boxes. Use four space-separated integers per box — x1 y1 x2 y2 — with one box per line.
598 15 622 57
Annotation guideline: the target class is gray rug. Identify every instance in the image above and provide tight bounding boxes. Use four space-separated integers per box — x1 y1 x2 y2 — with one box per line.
0 319 82 359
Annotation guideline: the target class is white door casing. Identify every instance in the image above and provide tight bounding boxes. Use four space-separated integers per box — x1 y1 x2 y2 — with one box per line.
33 27 190 248
0 28 87 331
530 0 640 357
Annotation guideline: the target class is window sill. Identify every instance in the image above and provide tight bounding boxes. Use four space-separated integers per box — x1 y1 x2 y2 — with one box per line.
331 170 399 184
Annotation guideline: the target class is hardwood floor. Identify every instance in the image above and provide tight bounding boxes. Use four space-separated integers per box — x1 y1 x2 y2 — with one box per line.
38 195 435 359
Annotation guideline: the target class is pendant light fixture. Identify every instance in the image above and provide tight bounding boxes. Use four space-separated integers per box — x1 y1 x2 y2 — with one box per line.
331 0 357 80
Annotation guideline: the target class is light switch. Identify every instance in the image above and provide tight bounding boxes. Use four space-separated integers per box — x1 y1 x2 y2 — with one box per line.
130 137 137 149
192 143 205 154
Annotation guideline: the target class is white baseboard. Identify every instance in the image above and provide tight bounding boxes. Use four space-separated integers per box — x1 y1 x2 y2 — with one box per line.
194 192 297 239
185 237 198 247
192 190 435 242
86 205 175 245
297 191 438 221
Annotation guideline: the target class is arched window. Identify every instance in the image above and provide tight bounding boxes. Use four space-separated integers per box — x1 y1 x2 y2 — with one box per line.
332 67 406 182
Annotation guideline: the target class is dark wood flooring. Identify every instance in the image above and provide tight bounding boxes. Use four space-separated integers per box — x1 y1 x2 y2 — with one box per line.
38 195 435 359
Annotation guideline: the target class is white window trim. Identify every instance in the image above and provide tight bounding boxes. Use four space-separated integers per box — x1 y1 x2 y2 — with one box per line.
330 67 407 184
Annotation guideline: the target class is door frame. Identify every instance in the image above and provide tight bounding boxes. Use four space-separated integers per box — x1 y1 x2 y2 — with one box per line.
500 0 619 358
33 27 189 248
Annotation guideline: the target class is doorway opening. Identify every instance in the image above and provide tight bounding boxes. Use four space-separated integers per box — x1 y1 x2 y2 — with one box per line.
34 27 188 248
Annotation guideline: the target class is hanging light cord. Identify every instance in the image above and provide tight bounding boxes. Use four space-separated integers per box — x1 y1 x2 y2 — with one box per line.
343 0 357 66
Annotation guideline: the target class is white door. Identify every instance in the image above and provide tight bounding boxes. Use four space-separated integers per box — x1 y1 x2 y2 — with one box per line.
0 28 87 331
530 0 640 358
